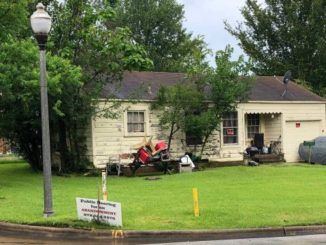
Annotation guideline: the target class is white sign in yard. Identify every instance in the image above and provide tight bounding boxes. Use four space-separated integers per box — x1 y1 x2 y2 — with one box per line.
76 198 122 226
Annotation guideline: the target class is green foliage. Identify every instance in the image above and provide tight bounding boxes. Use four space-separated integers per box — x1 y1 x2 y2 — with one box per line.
0 40 41 168
225 0 326 94
152 84 203 149
49 0 153 78
0 1 153 172
114 0 210 72
0 38 84 170
199 45 253 154
152 45 252 154
45 0 152 172
210 45 252 111
0 0 30 42
189 45 253 155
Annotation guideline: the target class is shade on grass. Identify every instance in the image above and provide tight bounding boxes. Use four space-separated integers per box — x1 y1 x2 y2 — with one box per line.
1 161 326 230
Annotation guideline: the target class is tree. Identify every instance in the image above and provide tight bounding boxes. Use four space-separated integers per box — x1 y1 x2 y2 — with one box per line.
152 46 252 157
42 0 153 171
187 45 253 156
0 0 30 42
0 39 82 171
225 0 326 93
114 0 210 72
48 0 152 81
152 84 203 151
0 1 152 172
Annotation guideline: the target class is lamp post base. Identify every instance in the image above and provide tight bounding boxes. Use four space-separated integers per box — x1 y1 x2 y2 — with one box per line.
43 211 54 218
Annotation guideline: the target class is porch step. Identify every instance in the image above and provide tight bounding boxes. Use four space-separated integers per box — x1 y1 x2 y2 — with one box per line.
253 153 284 163
209 156 243 162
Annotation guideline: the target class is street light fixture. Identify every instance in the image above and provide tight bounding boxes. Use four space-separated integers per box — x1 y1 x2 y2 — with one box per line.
30 2 54 217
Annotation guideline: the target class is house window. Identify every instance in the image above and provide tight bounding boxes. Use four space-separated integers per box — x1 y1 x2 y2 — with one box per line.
185 132 202 145
127 111 145 133
185 111 203 145
247 114 260 139
223 112 238 144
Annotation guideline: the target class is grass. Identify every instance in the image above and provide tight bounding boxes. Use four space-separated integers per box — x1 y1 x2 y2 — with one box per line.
1 161 326 230
0 154 24 162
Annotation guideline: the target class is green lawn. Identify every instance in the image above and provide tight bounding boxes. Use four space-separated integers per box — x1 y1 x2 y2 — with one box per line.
1 161 326 230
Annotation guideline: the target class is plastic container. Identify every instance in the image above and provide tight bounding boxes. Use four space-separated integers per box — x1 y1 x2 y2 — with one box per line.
262 146 269 154
155 141 168 152
138 147 151 164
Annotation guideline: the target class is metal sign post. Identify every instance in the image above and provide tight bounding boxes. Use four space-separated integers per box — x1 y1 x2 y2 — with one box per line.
102 170 108 201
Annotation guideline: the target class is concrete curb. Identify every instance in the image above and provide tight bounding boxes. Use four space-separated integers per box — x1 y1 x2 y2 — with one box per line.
1 222 326 242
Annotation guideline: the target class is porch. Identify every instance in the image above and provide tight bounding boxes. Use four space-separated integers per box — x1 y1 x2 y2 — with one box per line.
244 112 284 162
253 153 284 163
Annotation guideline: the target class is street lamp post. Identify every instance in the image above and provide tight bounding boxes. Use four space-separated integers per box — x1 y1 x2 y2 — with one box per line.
30 2 54 217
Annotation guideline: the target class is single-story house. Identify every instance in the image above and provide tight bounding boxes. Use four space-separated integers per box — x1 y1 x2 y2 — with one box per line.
87 71 326 167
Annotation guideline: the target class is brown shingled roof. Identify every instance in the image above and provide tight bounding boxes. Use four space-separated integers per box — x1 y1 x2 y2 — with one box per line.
101 71 325 102
250 76 325 101
101 71 186 100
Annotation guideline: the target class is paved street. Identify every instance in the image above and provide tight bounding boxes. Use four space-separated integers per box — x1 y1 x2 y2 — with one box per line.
0 235 106 245
2 233 326 245
150 234 326 245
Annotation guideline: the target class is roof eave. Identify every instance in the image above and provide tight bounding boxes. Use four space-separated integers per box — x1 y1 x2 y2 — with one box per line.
246 100 326 104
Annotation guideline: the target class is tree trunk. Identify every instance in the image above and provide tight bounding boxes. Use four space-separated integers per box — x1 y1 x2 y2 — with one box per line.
200 131 212 157
72 120 81 169
21 138 42 171
58 119 69 172
167 123 175 151
67 126 75 170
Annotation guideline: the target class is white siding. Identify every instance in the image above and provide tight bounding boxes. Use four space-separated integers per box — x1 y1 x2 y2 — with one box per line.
263 114 282 144
240 102 326 163
284 120 322 162
90 102 191 167
88 101 326 167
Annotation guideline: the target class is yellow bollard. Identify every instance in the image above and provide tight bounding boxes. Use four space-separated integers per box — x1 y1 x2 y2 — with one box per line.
112 230 124 238
192 188 199 217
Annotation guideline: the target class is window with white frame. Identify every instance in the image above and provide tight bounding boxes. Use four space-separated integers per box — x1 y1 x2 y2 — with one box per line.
223 112 238 144
247 114 260 139
127 111 145 133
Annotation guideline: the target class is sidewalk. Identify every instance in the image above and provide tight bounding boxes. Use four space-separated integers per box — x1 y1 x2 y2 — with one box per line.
1 222 326 243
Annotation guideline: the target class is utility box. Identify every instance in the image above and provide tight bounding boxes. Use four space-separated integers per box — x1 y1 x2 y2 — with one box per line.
179 155 194 173
179 162 193 173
